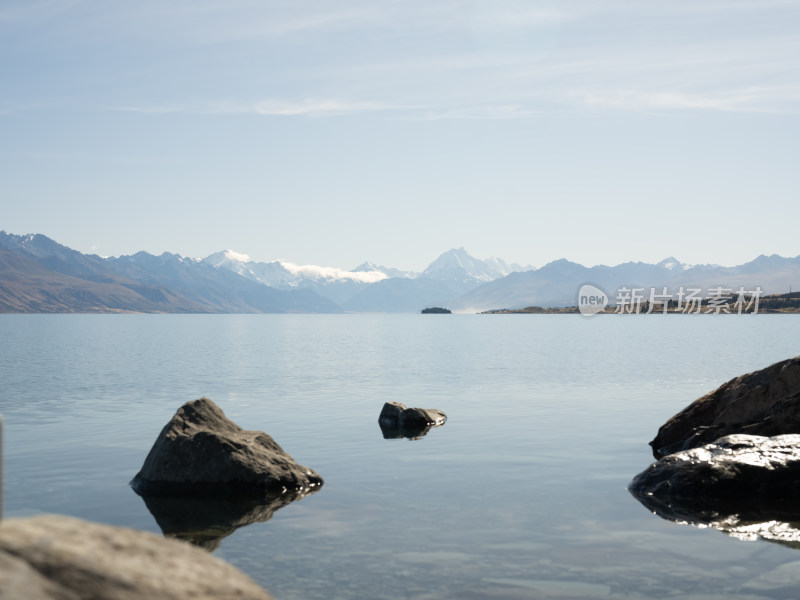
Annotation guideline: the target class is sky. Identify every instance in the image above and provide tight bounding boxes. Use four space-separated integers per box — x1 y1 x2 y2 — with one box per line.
2 0 799 271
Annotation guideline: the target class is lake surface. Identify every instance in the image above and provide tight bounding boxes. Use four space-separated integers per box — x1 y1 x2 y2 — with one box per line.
2 313 800 599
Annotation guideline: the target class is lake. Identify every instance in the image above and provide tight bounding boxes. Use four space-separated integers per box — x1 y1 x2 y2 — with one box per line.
2 313 800 599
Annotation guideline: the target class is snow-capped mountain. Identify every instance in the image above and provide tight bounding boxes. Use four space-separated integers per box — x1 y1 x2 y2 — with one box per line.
352 262 415 279
422 247 514 284
656 257 690 271
4 229 799 314
204 250 387 285
203 250 390 305
203 247 521 309
343 248 533 311
0 231 339 313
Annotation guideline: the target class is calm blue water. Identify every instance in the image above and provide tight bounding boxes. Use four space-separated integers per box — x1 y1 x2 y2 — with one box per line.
2 314 800 599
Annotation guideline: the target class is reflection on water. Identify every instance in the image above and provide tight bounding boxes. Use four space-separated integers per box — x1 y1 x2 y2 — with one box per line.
630 487 800 551
137 488 320 551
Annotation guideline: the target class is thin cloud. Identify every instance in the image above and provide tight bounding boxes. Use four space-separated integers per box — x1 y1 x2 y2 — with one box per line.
109 99 416 118
0 103 45 115
13 0 800 121
108 85 800 121
280 261 388 283
246 99 405 117
569 86 800 114
222 250 251 262
15 149 180 166
626 0 800 17
22 151 88 160
410 104 548 121
108 105 185 115
95 0 800 121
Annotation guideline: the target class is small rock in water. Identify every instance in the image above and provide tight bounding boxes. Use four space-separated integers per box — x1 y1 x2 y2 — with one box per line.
378 401 447 439
131 397 323 496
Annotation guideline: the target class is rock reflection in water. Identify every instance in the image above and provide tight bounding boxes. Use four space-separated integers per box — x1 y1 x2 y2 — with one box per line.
138 488 319 552
630 434 800 549
379 421 443 440
629 488 800 550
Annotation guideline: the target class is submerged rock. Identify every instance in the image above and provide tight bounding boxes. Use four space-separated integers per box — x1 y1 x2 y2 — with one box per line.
630 433 800 548
0 514 274 600
650 355 800 458
131 398 323 496
140 488 318 552
378 401 447 439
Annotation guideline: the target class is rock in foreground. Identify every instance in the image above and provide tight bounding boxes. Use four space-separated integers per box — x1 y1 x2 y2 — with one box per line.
630 434 800 521
378 401 447 439
650 356 800 458
131 398 322 496
0 514 273 600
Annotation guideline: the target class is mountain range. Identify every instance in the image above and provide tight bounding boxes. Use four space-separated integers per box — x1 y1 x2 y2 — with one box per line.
1 230 798 313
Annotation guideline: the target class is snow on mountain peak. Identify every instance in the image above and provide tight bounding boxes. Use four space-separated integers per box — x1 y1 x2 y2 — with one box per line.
423 248 512 282
353 262 415 279
202 249 250 268
657 257 687 271
202 250 388 286
224 249 251 263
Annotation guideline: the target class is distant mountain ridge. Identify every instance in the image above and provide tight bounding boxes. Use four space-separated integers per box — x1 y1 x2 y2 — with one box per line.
454 255 800 312
204 245 526 311
201 250 395 306
1 229 798 313
0 232 339 313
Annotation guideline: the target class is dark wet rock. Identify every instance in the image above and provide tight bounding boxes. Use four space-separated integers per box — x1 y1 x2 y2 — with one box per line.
140 488 319 552
379 401 447 428
131 397 323 496
378 401 447 439
632 434 800 510
0 514 274 600
650 356 800 458
630 434 800 549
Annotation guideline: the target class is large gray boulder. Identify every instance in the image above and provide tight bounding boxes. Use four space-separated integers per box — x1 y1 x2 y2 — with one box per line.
650 356 800 458
131 398 323 496
378 401 447 439
0 514 274 600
